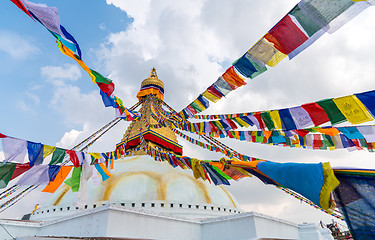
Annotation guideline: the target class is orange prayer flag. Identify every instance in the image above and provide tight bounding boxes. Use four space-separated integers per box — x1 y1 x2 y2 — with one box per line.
263 131 273 140
222 66 247 88
42 166 73 193
315 128 340 136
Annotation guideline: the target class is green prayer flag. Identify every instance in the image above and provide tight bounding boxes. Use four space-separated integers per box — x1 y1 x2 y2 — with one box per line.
0 163 16 188
289 5 321 37
91 70 112 84
261 111 275 130
50 147 66 165
211 166 232 180
322 135 334 147
316 99 346 125
64 166 81 192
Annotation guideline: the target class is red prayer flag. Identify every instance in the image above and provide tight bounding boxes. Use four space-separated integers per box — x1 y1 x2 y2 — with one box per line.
10 163 32 180
226 119 238 130
301 102 330 126
313 135 323 149
10 0 34 20
254 112 266 130
66 150 80 168
187 105 198 115
207 85 223 98
97 82 115 96
294 129 309 137
265 15 308 54
0 133 6 138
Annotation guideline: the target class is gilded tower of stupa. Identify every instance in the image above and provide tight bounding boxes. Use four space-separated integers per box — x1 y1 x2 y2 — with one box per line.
121 68 182 156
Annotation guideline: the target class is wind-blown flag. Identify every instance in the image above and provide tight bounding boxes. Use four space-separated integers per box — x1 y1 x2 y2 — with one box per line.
333 169 375 240
2 137 27 163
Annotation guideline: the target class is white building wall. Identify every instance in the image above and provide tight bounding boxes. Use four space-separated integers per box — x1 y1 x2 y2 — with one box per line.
0 205 334 240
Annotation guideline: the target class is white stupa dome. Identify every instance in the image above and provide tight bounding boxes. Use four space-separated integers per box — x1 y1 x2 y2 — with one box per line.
31 155 242 221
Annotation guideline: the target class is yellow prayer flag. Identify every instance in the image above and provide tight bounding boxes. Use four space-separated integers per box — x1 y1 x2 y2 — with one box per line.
202 90 220 103
43 145 56 159
270 110 282 130
333 95 374 124
291 135 300 145
193 99 206 111
89 152 102 160
199 122 205 133
234 117 250 128
267 51 287 67
247 37 279 64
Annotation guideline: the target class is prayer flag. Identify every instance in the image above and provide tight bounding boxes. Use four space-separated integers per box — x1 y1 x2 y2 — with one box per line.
202 90 220 103
333 170 375 239
10 0 34 19
301 102 330 126
10 163 31 180
357 126 375 143
2 137 27 163
233 54 257 78
334 95 374 124
213 77 233 96
0 163 17 188
278 109 297 130
289 106 314 129
257 161 339 210
261 111 275 130
222 66 246 89
22 0 63 36
43 145 56 159
265 14 308 54
316 99 346 125
94 163 111 181
270 110 283 130
27 141 44 166
16 165 50 185
247 38 279 64
288 5 321 37
67 150 80 167
355 90 375 117
202 164 230 185
42 166 72 193
338 127 365 140
64 166 81 192
50 147 66 165
48 165 61 182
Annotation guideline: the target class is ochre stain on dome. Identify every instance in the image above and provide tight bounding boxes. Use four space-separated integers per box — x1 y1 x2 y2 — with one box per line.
102 171 164 201
53 185 71 206
160 172 211 204
219 186 237 208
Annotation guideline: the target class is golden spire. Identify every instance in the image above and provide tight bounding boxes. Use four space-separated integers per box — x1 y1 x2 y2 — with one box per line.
122 69 182 156
137 67 164 100
148 67 158 78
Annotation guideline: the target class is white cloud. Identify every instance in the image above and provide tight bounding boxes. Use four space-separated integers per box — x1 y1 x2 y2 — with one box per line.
94 0 375 225
41 64 82 86
0 30 39 60
99 23 106 30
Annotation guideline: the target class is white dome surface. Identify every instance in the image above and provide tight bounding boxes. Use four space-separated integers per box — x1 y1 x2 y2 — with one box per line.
44 155 240 209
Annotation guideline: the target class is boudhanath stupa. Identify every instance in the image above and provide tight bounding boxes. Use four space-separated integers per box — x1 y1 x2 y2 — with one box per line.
0 70 333 240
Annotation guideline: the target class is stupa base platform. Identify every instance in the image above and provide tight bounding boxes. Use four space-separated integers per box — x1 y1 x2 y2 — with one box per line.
0 203 333 240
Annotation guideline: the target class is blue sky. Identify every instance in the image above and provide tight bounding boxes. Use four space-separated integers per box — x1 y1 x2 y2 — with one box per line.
1 0 375 226
0 0 131 145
